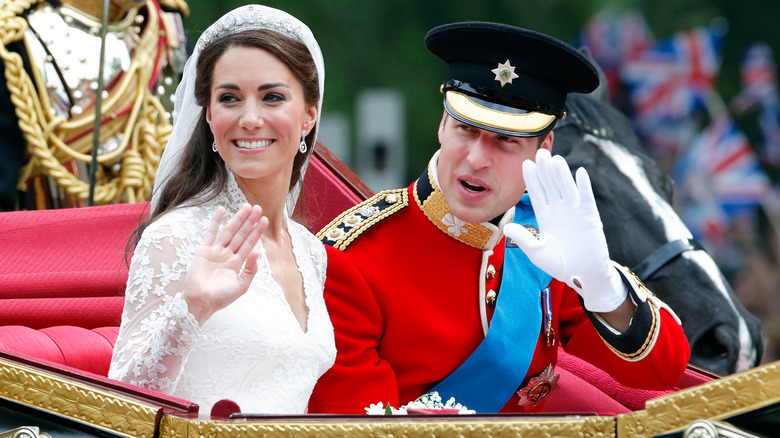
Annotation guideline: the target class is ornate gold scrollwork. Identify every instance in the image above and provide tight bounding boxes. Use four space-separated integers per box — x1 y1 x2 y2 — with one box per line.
682 420 761 438
0 427 51 438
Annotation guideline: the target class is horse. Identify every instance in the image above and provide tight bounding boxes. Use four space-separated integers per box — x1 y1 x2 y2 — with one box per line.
553 91 764 376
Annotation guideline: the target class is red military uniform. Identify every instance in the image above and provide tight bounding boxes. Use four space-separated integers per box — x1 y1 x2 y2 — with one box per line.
308 157 690 414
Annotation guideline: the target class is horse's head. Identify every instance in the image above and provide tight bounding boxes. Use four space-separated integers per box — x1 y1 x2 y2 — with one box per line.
553 92 764 375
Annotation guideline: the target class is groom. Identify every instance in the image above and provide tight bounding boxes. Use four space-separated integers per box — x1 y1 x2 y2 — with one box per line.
308 21 690 414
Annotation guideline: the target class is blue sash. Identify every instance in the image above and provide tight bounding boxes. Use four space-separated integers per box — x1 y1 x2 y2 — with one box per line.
430 194 551 413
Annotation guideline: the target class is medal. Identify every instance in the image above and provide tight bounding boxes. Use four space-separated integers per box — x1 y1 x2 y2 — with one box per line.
542 287 555 346
516 364 560 409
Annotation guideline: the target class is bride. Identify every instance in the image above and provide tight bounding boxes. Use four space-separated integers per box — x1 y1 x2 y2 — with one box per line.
108 4 335 415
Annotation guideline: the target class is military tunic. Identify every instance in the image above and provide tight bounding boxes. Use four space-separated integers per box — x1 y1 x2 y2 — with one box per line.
308 156 690 414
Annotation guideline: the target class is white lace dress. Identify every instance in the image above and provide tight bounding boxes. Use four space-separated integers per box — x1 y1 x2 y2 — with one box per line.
108 176 336 415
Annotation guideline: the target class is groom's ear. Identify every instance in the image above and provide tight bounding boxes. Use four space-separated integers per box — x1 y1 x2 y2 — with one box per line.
539 131 553 152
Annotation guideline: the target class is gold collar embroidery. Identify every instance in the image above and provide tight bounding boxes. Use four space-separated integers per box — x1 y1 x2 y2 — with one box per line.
414 155 509 250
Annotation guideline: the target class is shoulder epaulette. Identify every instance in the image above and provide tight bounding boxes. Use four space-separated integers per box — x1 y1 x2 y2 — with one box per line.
316 188 409 250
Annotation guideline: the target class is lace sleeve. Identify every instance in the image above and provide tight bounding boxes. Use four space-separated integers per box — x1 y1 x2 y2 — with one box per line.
108 220 202 393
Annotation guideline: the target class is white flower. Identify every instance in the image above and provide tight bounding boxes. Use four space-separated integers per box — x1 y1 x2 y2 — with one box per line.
365 392 474 415
442 214 468 237
365 402 407 415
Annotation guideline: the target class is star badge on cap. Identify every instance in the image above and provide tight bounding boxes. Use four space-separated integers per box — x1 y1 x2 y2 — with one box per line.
491 59 519 87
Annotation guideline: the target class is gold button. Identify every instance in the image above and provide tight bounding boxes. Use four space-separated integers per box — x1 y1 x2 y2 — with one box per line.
486 265 496 280
486 290 497 307
385 194 398 204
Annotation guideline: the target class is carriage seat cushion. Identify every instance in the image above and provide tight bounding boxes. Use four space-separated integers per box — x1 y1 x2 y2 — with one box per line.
0 200 145 378
0 325 118 376
0 202 146 301
544 348 713 415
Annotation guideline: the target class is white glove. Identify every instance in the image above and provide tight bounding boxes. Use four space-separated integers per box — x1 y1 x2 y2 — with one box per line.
504 149 626 313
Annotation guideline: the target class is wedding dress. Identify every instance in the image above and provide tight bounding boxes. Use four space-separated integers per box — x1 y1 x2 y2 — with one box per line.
108 173 336 415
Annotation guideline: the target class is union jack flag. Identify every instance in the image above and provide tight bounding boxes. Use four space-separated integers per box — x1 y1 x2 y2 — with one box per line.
730 42 780 165
672 117 771 258
674 116 770 218
577 10 654 98
741 43 777 96
678 201 730 250
634 115 698 159
731 42 778 114
578 10 654 69
757 95 780 165
620 25 724 122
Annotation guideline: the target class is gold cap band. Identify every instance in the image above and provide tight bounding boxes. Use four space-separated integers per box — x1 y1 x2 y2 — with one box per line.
444 91 557 136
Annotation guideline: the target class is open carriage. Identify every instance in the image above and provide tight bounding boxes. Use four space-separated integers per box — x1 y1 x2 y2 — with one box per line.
0 144 777 438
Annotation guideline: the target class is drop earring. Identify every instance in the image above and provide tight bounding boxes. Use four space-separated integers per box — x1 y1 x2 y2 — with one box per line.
212 141 218 153
299 130 308 153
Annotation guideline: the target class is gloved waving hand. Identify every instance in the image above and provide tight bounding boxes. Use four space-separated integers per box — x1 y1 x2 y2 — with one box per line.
504 149 627 313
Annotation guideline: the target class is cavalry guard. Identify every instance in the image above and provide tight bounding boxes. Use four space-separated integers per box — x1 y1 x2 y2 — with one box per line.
0 0 189 210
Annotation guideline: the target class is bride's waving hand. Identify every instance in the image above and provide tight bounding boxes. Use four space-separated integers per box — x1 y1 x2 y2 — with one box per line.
184 204 267 323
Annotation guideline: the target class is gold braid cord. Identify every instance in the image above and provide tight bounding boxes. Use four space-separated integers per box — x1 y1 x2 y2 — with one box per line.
1 0 177 204
159 0 189 17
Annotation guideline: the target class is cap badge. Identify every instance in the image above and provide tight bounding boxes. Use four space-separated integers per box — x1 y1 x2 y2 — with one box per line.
491 59 519 87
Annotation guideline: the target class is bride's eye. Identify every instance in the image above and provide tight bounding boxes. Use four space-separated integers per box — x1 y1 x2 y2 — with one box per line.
263 92 286 103
218 93 240 104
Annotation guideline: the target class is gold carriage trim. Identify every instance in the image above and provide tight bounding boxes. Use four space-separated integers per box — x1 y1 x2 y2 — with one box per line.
160 414 616 438
316 188 409 251
0 356 163 438
619 360 780 437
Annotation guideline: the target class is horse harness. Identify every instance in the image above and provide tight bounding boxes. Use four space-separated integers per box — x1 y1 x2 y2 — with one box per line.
631 238 705 282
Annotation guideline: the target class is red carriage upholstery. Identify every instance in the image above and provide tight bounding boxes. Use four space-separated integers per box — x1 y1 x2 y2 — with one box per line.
543 348 714 415
0 144 712 415
0 200 143 376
